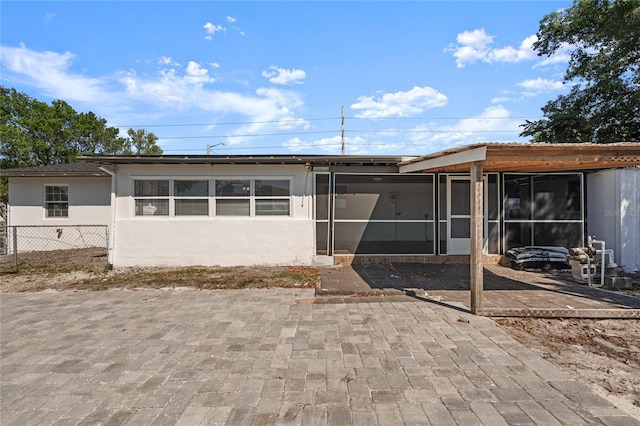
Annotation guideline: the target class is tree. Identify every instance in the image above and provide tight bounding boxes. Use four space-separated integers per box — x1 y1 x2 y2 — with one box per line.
1 86 163 202
0 87 162 168
520 0 640 143
126 129 163 156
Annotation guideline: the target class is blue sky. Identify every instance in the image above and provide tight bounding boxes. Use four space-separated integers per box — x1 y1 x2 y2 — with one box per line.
1 1 573 156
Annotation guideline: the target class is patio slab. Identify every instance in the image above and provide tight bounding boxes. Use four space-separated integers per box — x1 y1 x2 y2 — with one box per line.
1 288 638 425
319 263 640 316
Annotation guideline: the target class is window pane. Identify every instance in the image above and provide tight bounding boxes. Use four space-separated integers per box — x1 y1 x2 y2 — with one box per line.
256 199 290 216
450 181 470 215
46 203 68 217
216 180 250 197
135 199 169 216
216 199 250 216
315 174 330 221
316 221 329 255
505 223 532 249
334 222 434 254
439 175 447 218
45 186 68 202
175 199 209 216
334 174 434 220
533 175 582 220
439 222 447 254
135 180 169 197
487 175 499 220
504 175 531 220
451 218 470 238
487 222 500 254
534 223 582 248
256 180 290 196
175 180 208 197
45 186 69 217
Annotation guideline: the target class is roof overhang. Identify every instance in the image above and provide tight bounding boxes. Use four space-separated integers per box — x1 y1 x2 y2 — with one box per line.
399 142 640 173
0 163 110 178
82 154 413 168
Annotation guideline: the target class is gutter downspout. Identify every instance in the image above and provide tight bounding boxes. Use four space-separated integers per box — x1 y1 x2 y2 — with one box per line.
98 164 117 269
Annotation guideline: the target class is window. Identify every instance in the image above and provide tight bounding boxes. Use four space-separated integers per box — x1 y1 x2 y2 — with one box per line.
255 180 290 216
215 180 250 216
175 180 209 216
133 178 291 217
503 173 583 249
45 185 68 217
134 180 169 216
215 179 290 216
333 174 435 255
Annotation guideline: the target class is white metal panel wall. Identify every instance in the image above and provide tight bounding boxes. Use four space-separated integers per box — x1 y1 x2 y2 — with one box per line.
587 168 640 272
620 168 640 272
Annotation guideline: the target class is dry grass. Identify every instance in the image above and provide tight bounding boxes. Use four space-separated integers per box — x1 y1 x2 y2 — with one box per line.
1 248 320 292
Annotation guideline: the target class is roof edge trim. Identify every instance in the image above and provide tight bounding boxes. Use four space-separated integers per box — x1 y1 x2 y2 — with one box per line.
399 146 487 173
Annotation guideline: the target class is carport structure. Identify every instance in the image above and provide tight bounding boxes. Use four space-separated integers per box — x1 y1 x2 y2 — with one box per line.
399 142 640 318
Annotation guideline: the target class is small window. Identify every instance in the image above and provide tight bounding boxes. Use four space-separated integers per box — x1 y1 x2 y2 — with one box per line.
175 180 209 216
215 179 290 216
215 180 250 216
135 180 169 216
255 180 290 216
45 185 69 217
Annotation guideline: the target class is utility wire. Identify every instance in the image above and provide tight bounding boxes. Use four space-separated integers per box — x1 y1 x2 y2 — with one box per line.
155 128 521 140
118 115 543 129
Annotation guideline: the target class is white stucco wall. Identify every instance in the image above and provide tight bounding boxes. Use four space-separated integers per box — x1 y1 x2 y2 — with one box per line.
7 176 112 252
110 164 316 267
587 168 640 272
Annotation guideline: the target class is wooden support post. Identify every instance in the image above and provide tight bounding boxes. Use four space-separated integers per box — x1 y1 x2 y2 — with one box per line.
470 161 484 314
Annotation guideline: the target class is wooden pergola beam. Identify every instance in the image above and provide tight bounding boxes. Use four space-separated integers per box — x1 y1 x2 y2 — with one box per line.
470 161 484 314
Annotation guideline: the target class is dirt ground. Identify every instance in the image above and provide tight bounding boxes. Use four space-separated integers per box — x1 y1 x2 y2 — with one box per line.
0 248 319 292
2 248 639 417
495 317 640 417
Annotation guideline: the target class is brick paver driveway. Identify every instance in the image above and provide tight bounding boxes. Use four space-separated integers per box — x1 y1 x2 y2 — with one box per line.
1 288 637 425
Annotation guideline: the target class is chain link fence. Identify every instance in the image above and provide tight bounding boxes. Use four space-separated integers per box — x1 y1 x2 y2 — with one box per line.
2 225 109 268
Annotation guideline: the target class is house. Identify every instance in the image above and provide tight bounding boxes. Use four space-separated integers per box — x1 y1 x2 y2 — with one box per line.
1 162 111 252
3 143 640 276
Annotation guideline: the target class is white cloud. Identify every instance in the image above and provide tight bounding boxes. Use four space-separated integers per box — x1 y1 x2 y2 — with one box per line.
351 86 447 119
446 29 542 68
1 44 307 144
491 96 511 104
283 135 367 154
203 22 226 40
184 61 214 84
226 16 237 23
0 44 119 106
445 29 576 69
406 105 525 148
262 66 306 85
517 78 565 96
158 56 179 66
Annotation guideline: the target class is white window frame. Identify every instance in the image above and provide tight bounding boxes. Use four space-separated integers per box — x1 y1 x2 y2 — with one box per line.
132 177 292 218
174 179 210 217
133 179 171 216
214 177 292 217
44 184 69 218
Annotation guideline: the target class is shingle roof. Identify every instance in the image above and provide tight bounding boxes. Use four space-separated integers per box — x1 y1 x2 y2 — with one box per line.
0 162 110 177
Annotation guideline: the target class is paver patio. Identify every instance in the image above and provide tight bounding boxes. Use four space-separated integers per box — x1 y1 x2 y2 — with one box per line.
1 288 638 425
320 263 640 314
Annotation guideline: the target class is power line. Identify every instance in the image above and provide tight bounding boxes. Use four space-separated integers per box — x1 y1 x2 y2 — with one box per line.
117 115 543 129
155 128 522 140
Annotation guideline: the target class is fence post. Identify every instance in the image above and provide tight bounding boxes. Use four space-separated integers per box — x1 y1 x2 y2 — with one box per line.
12 226 18 266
